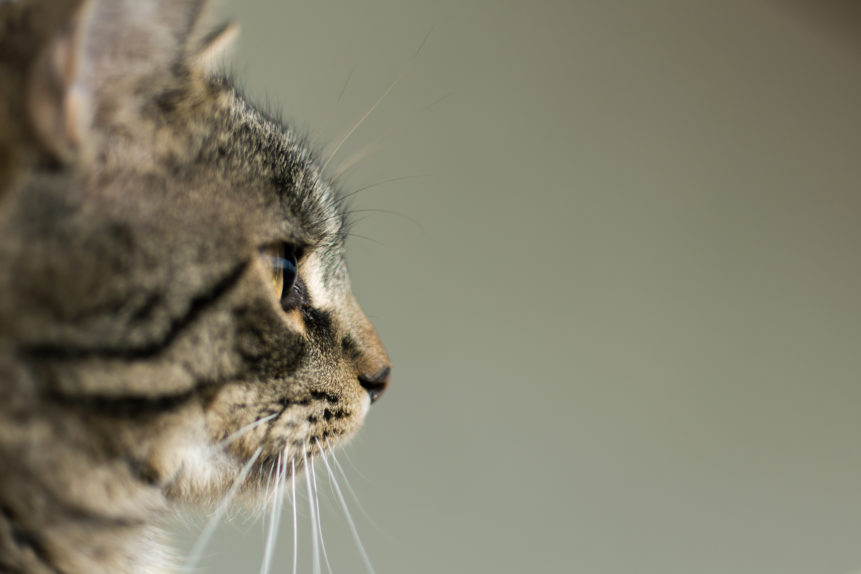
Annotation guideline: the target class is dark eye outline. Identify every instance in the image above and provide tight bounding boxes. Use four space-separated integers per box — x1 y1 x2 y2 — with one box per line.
260 243 298 301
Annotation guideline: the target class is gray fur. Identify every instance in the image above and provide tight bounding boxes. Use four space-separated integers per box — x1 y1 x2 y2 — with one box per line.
0 1 391 572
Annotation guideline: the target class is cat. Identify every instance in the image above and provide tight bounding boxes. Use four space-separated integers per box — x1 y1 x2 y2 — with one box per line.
0 1 391 573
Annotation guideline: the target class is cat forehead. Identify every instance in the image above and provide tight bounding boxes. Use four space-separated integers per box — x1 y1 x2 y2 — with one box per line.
220 91 347 252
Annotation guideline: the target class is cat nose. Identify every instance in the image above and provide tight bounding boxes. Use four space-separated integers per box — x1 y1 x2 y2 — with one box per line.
346 294 391 404
358 365 390 404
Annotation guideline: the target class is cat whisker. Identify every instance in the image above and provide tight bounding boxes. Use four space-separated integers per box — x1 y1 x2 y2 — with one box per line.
276 451 292 557
343 232 386 247
345 208 425 233
310 451 334 574
303 446 321 574
261 452 278 516
329 137 387 182
337 67 355 104
316 439 377 574
323 438 380 532
413 23 436 59
216 413 279 450
314 443 338 502
183 446 263 572
291 459 299 574
331 92 452 182
335 175 427 206
321 74 403 175
326 437 368 481
321 25 434 174
259 451 286 574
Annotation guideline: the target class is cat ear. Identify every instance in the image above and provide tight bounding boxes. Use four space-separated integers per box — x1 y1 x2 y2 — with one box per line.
193 21 240 75
28 0 210 162
28 3 92 162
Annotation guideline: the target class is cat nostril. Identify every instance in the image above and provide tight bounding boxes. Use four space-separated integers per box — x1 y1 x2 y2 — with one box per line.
358 365 390 404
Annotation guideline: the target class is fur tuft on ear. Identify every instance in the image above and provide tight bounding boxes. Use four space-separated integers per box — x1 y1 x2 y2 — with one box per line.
193 21 239 76
27 0 211 163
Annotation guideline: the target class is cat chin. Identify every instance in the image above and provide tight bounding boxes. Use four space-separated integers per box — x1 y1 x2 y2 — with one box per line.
156 416 238 503
160 392 371 504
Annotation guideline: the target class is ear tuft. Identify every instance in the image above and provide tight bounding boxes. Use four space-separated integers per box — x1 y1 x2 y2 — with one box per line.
193 21 239 75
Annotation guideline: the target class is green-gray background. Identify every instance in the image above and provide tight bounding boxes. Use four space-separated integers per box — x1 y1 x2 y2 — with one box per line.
177 1 861 573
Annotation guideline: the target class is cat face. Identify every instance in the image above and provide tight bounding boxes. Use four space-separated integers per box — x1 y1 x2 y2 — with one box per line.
153 86 394 497
181 89 394 491
0 0 389 509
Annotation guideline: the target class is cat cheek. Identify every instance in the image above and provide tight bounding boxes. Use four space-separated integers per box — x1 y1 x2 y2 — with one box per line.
280 307 306 336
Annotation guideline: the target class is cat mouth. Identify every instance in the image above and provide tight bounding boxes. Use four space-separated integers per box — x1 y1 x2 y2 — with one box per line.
231 407 358 473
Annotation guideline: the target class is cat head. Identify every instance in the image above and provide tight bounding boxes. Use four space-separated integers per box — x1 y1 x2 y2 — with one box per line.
0 0 390 502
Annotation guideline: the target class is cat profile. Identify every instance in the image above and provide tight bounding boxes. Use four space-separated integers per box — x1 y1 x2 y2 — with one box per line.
0 1 390 572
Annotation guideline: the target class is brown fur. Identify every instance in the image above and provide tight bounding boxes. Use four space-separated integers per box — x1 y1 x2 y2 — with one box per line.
0 1 390 572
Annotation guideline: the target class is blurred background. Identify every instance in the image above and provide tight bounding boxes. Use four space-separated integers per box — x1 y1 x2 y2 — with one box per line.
176 1 861 573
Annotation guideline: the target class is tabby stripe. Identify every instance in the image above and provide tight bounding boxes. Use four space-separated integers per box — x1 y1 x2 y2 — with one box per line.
43 385 199 412
0 506 66 574
19 260 249 360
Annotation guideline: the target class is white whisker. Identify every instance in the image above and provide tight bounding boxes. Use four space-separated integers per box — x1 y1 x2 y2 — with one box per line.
321 438 340 499
335 175 427 207
330 139 387 182
321 26 434 175
327 438 367 480
303 447 321 574
316 439 376 574
183 446 263 571
259 451 286 574
274 449 290 532
324 439 379 530
310 453 334 574
331 92 451 182
291 460 298 574
321 73 403 174
261 453 277 517
217 413 279 450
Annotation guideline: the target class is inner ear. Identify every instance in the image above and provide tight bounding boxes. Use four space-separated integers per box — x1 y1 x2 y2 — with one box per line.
28 6 91 161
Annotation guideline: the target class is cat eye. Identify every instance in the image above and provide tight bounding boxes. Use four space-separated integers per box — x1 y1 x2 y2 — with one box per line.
260 244 298 300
